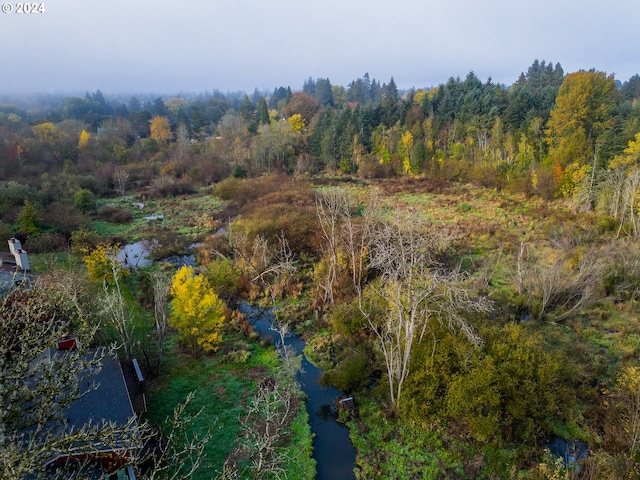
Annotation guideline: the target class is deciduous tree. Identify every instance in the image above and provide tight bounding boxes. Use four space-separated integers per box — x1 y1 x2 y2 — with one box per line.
150 115 172 145
77 129 91 149
17 199 39 237
359 211 490 408
169 266 225 356
82 243 128 285
546 71 617 200
150 271 170 372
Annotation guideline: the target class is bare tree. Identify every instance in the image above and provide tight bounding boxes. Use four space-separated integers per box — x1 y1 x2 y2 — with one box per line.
99 286 135 361
113 167 130 197
342 192 378 297
526 250 605 322
176 123 190 161
150 271 170 373
315 188 377 304
359 211 490 408
225 371 297 480
226 226 297 305
138 392 212 480
0 287 139 480
216 113 251 171
618 168 640 237
315 190 346 304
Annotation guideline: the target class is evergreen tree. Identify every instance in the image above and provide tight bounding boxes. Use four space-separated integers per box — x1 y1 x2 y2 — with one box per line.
256 97 270 126
128 96 142 112
383 76 399 103
270 87 288 109
315 78 334 107
621 74 640 102
302 77 316 96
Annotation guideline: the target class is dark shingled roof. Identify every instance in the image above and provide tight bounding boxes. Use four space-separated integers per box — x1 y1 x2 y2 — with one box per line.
40 347 140 463
64 349 136 431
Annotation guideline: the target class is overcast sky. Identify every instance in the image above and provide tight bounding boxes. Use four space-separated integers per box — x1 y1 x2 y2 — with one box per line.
0 0 638 96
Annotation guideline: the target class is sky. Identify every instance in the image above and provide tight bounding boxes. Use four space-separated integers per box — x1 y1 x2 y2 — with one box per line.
0 0 638 96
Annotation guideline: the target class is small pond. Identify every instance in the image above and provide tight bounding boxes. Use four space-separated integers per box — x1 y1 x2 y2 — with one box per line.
117 241 155 268
117 241 196 269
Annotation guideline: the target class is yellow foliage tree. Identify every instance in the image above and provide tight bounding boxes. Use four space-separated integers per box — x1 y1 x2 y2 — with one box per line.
169 266 225 356
31 122 58 143
150 115 172 145
78 129 91 149
82 243 128 285
546 70 616 167
399 131 414 174
608 132 640 170
288 113 305 133
163 97 189 117
558 161 591 198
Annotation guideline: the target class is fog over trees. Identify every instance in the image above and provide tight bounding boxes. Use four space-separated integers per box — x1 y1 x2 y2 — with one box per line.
2 61 640 478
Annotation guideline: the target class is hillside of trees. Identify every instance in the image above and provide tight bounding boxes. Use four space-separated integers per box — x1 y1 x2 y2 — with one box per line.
3 60 640 478
2 61 640 212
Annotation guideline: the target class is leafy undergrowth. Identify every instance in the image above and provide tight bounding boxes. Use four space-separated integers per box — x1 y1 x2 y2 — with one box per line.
303 178 640 477
144 333 315 479
91 190 224 242
349 395 535 479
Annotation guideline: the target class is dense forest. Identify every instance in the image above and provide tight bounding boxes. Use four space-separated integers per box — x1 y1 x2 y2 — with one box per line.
2 61 640 211
3 60 640 479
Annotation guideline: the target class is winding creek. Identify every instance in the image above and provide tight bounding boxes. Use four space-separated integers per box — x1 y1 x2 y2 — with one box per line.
237 303 357 480
117 240 357 478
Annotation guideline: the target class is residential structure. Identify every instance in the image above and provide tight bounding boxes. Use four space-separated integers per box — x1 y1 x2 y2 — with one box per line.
0 238 32 295
36 339 145 479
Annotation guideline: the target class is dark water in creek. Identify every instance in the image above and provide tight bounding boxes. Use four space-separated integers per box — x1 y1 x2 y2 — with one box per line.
237 303 357 480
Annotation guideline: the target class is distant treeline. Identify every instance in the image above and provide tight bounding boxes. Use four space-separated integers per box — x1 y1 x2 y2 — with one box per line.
1 60 640 203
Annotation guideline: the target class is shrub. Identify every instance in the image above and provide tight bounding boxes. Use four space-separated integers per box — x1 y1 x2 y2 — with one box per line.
73 188 96 213
328 300 367 337
358 155 397 179
24 232 68 253
41 202 89 238
148 230 190 260
207 258 240 301
225 349 251 364
194 158 231 184
222 175 298 209
0 181 32 214
149 175 195 197
0 221 12 242
596 214 618 234
150 175 176 197
237 202 320 258
214 176 241 200
446 324 573 442
70 226 100 254
231 182 321 258
401 324 575 443
195 235 234 265
72 174 108 195
457 202 472 212
98 206 133 224
322 353 369 393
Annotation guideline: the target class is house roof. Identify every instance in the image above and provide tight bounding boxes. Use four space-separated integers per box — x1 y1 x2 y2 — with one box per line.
64 348 137 433
0 248 33 295
38 347 140 464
